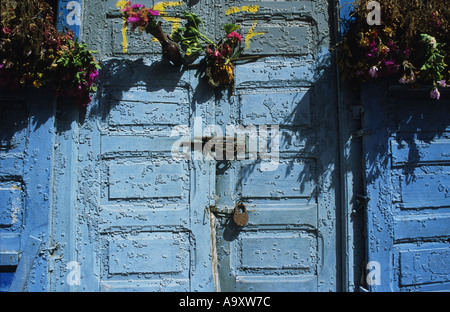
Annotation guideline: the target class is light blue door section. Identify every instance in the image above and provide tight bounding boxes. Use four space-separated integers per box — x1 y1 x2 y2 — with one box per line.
362 81 450 291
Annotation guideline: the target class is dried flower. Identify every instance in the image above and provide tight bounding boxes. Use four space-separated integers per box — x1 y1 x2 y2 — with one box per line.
430 87 441 100
369 66 378 78
121 1 160 32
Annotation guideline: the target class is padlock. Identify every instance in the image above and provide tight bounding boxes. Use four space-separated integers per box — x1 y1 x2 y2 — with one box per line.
233 203 248 227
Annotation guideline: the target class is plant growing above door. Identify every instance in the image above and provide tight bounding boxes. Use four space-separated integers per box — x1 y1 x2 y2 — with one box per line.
0 0 101 107
119 0 183 66
119 3 262 89
337 0 449 100
172 11 247 88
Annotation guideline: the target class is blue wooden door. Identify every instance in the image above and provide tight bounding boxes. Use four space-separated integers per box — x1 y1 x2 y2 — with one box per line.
49 0 341 291
212 0 340 291
50 0 217 290
50 65 216 291
362 81 450 291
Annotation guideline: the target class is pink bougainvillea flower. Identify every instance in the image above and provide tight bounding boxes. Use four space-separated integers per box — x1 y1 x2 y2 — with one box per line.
430 87 441 100
127 16 140 23
437 80 447 87
2 27 11 34
384 60 399 74
149 9 160 16
89 70 99 82
403 49 411 58
213 50 221 58
227 31 242 42
131 3 145 9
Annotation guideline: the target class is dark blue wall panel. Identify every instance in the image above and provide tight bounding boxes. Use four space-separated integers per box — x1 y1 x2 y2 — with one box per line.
362 80 450 291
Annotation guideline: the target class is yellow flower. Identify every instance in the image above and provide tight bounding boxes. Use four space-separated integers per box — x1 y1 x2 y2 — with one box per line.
383 27 394 37
33 80 43 88
359 36 370 47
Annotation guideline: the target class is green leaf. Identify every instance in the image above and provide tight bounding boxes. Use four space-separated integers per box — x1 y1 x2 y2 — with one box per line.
171 27 186 42
231 47 244 59
183 11 203 28
224 23 240 34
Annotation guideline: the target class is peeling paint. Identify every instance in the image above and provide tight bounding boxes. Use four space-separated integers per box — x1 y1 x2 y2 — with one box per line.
244 20 266 50
225 5 260 16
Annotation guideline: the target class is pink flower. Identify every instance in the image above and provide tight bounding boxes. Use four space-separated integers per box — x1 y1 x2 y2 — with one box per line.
227 31 242 42
2 27 11 34
403 49 411 58
127 16 140 23
89 70 99 82
149 9 160 16
430 87 440 100
213 50 221 58
369 66 378 78
131 3 145 9
384 60 399 74
437 80 447 87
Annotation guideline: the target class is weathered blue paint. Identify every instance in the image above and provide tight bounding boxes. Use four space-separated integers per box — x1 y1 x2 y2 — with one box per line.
214 54 340 291
56 0 82 38
362 81 450 291
45 0 343 291
0 89 56 291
